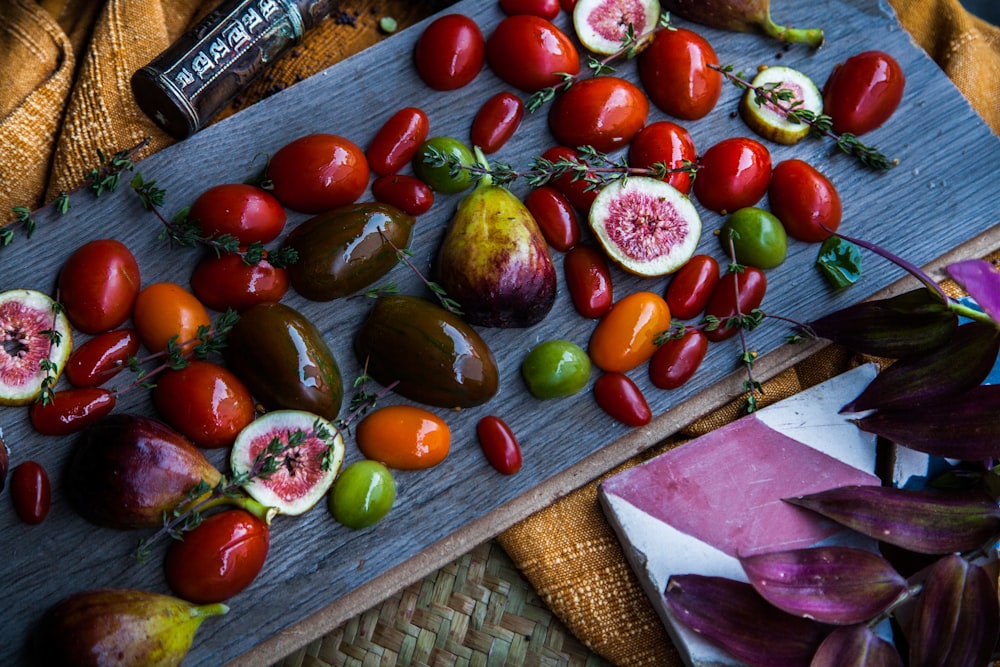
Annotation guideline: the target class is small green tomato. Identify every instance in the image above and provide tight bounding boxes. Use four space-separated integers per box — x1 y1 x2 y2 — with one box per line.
521 339 591 399
328 460 397 529
412 136 476 194
720 206 788 269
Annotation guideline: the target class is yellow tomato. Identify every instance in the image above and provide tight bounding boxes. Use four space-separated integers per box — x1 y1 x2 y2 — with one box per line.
356 405 451 470
133 282 212 353
588 291 671 372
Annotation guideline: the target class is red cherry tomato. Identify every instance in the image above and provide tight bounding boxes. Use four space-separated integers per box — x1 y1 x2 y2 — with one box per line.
366 107 430 176
132 282 212 353
152 360 256 448
666 254 720 320
10 461 51 525
524 186 581 252
549 76 648 153
628 121 697 194
371 174 435 216
477 415 523 474
471 91 524 154
413 14 485 90
65 328 139 387
768 159 842 243
823 50 905 136
703 267 768 342
29 388 116 436
164 508 270 603
187 184 286 246
500 0 560 19
190 253 289 313
58 239 140 335
560 0 578 11
594 372 652 427
638 27 722 120
486 15 580 92
694 137 772 214
649 329 708 390
266 133 369 214
564 245 613 319
541 146 599 214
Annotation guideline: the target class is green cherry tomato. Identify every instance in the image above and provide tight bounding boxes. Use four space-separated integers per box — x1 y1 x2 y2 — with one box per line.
328 460 397 529
720 207 788 269
521 339 591 399
412 136 476 194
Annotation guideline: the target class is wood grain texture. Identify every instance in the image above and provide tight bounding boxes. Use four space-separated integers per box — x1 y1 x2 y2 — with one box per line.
1 0 998 665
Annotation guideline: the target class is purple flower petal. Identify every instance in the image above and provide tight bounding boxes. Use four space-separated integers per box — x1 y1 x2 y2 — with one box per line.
948 259 1000 322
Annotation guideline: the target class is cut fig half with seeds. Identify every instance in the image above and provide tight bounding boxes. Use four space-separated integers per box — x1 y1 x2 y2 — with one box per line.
231 410 345 516
589 176 701 277
740 66 823 144
574 0 662 55
0 289 72 406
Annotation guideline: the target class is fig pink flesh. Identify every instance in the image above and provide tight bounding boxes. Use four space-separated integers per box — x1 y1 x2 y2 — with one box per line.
1 299 52 387
587 0 651 40
605 189 689 261
247 429 330 504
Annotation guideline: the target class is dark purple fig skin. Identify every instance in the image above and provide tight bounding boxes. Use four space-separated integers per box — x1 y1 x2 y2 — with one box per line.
660 0 824 47
66 414 222 529
811 624 903 667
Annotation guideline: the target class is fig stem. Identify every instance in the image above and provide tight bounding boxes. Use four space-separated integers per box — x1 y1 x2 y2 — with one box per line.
761 15 824 48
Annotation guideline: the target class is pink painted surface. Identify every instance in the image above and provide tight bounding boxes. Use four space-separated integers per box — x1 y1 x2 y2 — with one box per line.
600 415 880 557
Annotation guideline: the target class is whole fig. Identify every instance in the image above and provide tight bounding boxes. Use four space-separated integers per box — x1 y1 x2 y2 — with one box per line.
33 588 227 666
435 163 556 328
661 0 823 47
66 414 222 529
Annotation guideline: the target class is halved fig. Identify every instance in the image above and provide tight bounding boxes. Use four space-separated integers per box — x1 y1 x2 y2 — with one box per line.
588 176 701 277
0 289 72 406
230 410 345 516
574 0 661 55
740 65 822 145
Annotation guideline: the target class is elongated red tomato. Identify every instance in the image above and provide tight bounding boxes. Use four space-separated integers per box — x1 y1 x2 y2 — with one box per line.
564 245 613 318
58 239 140 334
666 254 720 320
594 373 652 427
638 27 721 120
768 159 842 243
164 509 270 603
694 137 772 214
190 253 289 313
187 184 286 246
10 461 51 525
152 360 255 448
500 0 560 18
266 133 369 214
29 388 116 436
703 267 768 342
524 186 580 252
649 329 708 390
65 328 139 387
486 15 580 92
541 146 599 213
548 76 648 153
823 50 905 136
366 107 430 175
628 121 697 194
471 92 524 154
371 175 435 216
414 14 485 90
477 416 523 475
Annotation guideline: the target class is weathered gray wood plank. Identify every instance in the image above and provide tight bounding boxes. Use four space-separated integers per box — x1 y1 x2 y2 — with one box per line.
1 0 998 664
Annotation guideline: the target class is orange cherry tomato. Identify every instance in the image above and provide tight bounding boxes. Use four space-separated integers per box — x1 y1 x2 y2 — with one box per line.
589 291 671 372
132 282 212 353
356 405 451 470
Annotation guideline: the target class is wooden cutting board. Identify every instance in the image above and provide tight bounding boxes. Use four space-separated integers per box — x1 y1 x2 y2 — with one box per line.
1 1 998 665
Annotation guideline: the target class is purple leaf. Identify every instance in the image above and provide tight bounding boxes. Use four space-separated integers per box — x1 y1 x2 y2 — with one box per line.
664 574 829 667
948 259 1000 323
909 554 1000 667
784 485 1000 555
810 624 903 667
853 384 1000 460
740 547 907 625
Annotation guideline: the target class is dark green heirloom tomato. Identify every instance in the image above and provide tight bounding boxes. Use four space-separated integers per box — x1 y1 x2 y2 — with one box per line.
355 295 499 409
282 202 414 302
412 136 476 194
223 302 343 419
521 339 591 399
328 460 397 529
720 207 788 270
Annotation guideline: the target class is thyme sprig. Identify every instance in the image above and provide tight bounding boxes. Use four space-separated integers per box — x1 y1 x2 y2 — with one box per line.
711 64 896 171
377 228 463 314
35 299 67 407
130 173 298 268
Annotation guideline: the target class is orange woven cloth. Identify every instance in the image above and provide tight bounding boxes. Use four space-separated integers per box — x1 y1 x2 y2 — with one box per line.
1 1 998 666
